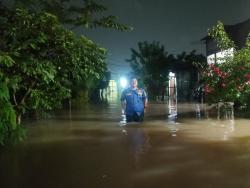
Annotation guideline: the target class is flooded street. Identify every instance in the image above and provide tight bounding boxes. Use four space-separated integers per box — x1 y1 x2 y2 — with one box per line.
1 101 250 188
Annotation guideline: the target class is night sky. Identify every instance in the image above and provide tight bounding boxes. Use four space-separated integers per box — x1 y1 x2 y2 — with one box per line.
78 0 250 79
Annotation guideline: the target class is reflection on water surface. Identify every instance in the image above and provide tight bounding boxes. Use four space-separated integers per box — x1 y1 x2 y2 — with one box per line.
1 100 250 188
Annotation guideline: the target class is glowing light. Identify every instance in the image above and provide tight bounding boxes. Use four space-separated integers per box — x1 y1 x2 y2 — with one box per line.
120 77 128 88
169 72 175 77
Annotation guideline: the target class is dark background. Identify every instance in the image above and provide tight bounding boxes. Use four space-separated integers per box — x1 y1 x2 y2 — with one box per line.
78 0 250 78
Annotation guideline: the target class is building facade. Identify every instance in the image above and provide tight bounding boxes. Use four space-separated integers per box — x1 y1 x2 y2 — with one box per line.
203 19 250 63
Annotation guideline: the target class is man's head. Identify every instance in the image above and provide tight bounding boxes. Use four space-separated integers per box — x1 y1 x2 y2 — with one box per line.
130 78 138 89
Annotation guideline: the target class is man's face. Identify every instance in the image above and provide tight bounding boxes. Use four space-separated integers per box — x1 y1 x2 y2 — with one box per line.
131 79 138 88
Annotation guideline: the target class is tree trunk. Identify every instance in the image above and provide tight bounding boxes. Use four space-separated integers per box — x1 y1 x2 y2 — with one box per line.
17 114 22 125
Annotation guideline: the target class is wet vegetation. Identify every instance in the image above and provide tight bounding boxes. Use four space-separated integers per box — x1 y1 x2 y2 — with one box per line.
0 0 131 145
127 41 206 99
201 21 250 110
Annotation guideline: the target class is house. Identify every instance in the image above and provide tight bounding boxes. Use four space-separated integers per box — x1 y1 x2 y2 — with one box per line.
161 60 201 102
202 19 250 64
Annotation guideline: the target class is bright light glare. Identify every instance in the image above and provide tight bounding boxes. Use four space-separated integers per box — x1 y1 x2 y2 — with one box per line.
169 72 175 77
120 77 128 88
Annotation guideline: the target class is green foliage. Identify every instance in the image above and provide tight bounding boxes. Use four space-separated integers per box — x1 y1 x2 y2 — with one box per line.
0 78 26 146
127 41 169 96
0 5 107 124
0 82 16 128
204 21 250 108
0 0 125 145
208 21 235 50
6 0 133 31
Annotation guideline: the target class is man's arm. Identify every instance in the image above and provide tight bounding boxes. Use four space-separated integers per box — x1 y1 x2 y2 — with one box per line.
143 89 148 109
144 98 148 109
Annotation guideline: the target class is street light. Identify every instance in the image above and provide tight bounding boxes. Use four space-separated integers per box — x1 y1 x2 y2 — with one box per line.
120 77 128 88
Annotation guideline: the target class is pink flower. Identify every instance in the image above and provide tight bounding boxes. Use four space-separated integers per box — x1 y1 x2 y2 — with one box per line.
220 72 228 79
204 84 214 94
244 74 250 81
240 66 246 70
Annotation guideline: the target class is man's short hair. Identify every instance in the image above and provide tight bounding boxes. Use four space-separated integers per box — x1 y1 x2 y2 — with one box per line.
129 77 138 82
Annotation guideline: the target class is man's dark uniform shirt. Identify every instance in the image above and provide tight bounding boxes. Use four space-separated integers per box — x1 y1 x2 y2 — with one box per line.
121 88 147 119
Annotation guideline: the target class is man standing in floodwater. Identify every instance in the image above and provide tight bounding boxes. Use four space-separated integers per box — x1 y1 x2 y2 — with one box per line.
121 78 148 122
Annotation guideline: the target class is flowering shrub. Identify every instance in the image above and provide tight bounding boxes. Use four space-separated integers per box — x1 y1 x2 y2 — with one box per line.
203 21 250 107
204 61 250 105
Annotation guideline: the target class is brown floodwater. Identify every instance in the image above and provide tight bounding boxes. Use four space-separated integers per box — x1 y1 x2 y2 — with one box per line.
1 101 250 188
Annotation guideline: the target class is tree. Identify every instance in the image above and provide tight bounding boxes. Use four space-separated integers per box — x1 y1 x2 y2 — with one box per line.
0 5 107 144
3 0 132 102
0 57 26 145
0 0 132 144
127 41 171 97
127 41 205 98
3 0 133 31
